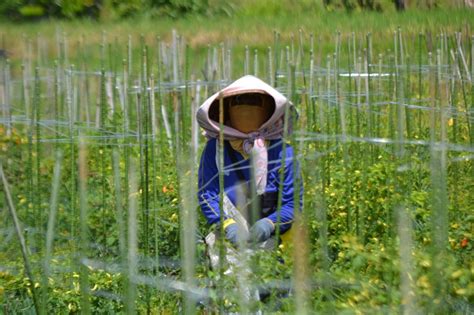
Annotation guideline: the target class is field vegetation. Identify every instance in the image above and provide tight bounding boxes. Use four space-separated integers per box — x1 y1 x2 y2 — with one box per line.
0 2 473 314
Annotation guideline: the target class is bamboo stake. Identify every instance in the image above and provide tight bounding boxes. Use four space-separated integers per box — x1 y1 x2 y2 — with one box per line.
397 202 417 315
0 163 42 315
22 63 30 123
220 42 226 81
356 56 362 138
274 31 280 88
192 80 201 165
99 66 108 254
78 136 91 314
150 74 157 137
456 32 471 83
309 50 315 129
293 62 310 315
227 47 232 82
429 49 449 314
244 45 249 75
267 46 273 86
332 52 339 138
377 53 383 138
141 44 152 313
156 37 173 149
127 157 138 315
405 55 412 140
253 49 258 77
418 33 423 137
364 47 371 141
44 150 63 276
217 92 225 312
347 38 354 137
42 149 63 314
275 57 292 245
179 155 197 315
33 67 42 242
112 148 131 313
3 59 11 137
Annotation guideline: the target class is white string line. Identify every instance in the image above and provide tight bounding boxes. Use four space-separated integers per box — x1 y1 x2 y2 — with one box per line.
3 114 474 153
3 103 473 126
2 62 467 84
296 132 474 153
3 95 473 126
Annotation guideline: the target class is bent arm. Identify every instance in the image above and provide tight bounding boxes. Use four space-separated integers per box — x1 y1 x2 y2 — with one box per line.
267 145 302 234
198 140 221 225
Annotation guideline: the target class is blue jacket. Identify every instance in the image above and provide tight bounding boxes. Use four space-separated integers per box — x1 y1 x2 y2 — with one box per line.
198 138 303 234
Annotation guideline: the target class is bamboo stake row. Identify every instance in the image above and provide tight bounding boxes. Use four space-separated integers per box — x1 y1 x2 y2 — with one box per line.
0 29 472 313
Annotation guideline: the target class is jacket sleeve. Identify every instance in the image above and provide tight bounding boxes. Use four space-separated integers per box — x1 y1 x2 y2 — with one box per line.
267 145 302 234
198 140 221 225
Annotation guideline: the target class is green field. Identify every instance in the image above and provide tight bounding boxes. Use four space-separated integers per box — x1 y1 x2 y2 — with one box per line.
1 7 474 55
0 7 473 314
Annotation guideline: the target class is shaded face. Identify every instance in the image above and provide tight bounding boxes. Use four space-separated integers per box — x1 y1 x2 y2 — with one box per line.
227 93 273 133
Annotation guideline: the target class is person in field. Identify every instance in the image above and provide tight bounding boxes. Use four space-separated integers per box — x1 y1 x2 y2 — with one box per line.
196 75 302 247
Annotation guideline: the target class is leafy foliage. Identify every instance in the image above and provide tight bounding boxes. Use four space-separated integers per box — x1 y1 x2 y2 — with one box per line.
0 0 470 21
0 0 234 21
0 15 472 312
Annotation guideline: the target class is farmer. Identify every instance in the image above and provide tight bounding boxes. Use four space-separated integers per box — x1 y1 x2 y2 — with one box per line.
196 75 302 247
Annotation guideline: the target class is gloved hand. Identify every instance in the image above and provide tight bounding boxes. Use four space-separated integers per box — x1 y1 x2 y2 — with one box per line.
249 218 275 244
222 218 247 246
224 222 240 246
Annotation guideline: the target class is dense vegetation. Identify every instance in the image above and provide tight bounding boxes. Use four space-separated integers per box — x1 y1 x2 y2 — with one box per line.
0 7 473 314
0 0 471 21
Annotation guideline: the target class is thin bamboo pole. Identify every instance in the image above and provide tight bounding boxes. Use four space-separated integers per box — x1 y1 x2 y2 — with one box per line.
253 49 258 77
78 136 91 314
3 59 11 137
33 67 42 243
127 157 138 315
42 149 63 314
217 92 225 312
293 62 310 315
179 151 197 315
429 49 449 314
0 163 42 315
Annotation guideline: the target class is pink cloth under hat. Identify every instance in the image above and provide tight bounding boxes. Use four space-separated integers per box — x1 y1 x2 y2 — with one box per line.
197 75 297 195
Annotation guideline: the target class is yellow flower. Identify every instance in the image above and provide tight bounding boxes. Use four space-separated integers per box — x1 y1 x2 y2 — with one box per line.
455 288 466 296
170 213 178 222
450 269 463 279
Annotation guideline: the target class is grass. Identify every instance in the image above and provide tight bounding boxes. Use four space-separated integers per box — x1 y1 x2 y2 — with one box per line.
0 8 473 60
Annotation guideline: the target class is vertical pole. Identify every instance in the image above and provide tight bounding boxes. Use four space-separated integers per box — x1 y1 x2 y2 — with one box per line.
78 136 91 314
429 49 449 314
